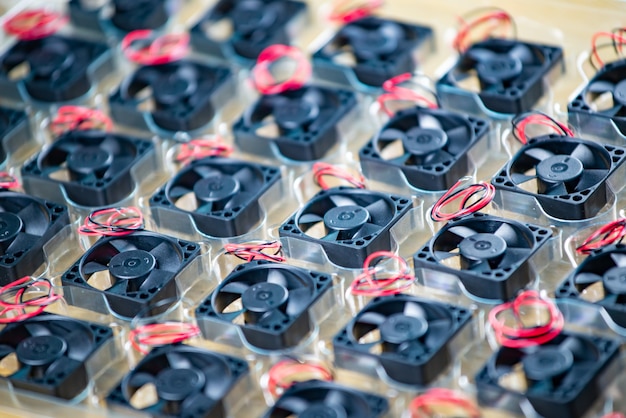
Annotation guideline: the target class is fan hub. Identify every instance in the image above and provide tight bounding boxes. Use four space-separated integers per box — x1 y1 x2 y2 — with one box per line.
155 367 206 401
603 266 626 295
403 127 448 156
536 155 583 184
155 74 196 105
0 212 23 247
614 80 626 106
323 205 369 231
109 249 156 281
300 404 346 418
66 146 113 175
16 335 67 366
28 42 74 78
193 175 240 203
350 26 400 57
232 1 277 33
522 347 573 381
241 282 288 313
458 233 507 261
380 313 428 344
476 55 522 84
273 101 319 130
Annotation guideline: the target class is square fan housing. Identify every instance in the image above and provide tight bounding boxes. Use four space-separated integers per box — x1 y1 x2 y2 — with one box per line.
413 213 551 301
312 16 434 88
359 107 490 191
0 313 114 400
233 86 357 162
0 35 111 103
69 0 172 33
474 332 621 418
0 106 31 166
333 294 472 386
195 260 333 351
279 187 413 269
150 158 281 238
0 192 69 285
190 0 307 63
21 131 155 208
491 135 626 221
109 60 233 133
436 38 564 115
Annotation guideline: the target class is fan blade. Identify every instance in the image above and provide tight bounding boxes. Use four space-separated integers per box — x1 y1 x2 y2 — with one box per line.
99 136 121 155
321 230 339 242
543 182 568 196
329 194 357 207
448 225 477 239
494 223 525 248
524 147 555 162
109 238 137 253
341 24 369 42
559 336 595 361
444 125 469 155
390 153 412 165
418 113 442 130
509 44 536 64
266 269 288 288
168 185 192 200
573 272 603 286
6 233 40 255
64 329 94 361
559 363 596 390
610 253 626 267
498 247 532 268
139 269 173 291
149 240 173 261
103 156 134 179
128 371 155 389
467 47 496 62
220 281 250 295
575 169 607 191
232 167 257 187
352 223 381 240
45 356 82 379
0 344 13 359
357 311 387 326
467 259 491 272
403 301 426 319
365 199 391 225
298 213 324 225
587 80 615 94
601 104 626 117
324 389 349 408
259 308 289 325
193 165 222 179
24 323 52 337
378 128 406 142
182 393 216 412
166 352 192 369
106 279 128 294
286 287 312 316
277 395 310 414
570 144 597 168
17 202 48 235
511 173 537 184
434 250 459 261
223 192 254 210
54 141 82 155
302 87 326 107
425 318 452 345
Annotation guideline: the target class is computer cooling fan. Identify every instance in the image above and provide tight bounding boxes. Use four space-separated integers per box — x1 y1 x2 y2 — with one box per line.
262 380 389 418
196 260 333 350
437 38 564 114
69 0 172 33
109 60 232 133
568 58 626 138
475 331 620 418
0 313 113 400
280 187 412 268
414 213 551 301
21 130 154 207
359 107 489 191
0 35 110 103
492 135 626 220
333 294 471 386
0 105 30 165
150 157 281 238
190 0 307 63
233 85 356 161
62 231 200 318
557 244 626 328
107 344 249 418
312 16 433 87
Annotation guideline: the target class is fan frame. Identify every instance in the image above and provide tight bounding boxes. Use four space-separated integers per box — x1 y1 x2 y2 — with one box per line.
333 294 472 386
491 134 626 220
312 16 434 89
69 0 172 34
0 105 32 167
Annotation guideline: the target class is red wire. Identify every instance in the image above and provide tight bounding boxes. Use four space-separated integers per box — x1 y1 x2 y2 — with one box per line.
130 322 201 355
78 207 144 237
327 0 384 24
602 414 626 418
250 45 312 95
489 290 564 349
409 388 480 418
350 251 414 296
511 112 574 145
3 9 68 41
121 30 190 66
312 162 366 190
0 172 19 190
223 241 286 263
0 276 62 324
453 9 514 53
590 30 626 70
431 180 495 222
50 106 113 137
576 218 626 255
266 359 333 398
377 73 438 116
175 138 233 165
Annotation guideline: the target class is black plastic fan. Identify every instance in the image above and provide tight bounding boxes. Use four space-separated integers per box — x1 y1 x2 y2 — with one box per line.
475 332 620 418
69 0 170 33
557 244 626 328
62 231 200 318
0 313 113 400
233 85 356 161
280 187 412 268
313 16 433 87
359 107 489 191
0 105 30 166
568 59 626 137
334 294 471 386
21 130 154 207
0 192 69 285
107 344 249 418
437 38 563 114
0 35 109 103
414 213 551 301
492 135 626 220
109 60 232 133
263 380 389 418
150 157 281 238
196 260 332 350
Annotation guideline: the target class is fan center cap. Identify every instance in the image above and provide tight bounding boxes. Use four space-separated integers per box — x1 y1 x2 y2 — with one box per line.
603 267 626 295
301 404 346 418
29 44 73 77
155 368 206 401
273 101 319 130
109 249 156 280
380 313 428 344
16 335 67 366
613 80 626 106
157 76 194 104
403 128 448 156
0 212 22 245
67 146 112 173
242 282 288 312
459 233 507 260
536 155 584 183
477 56 522 82
323 205 369 231
233 1 277 32
193 175 240 202
522 347 573 380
